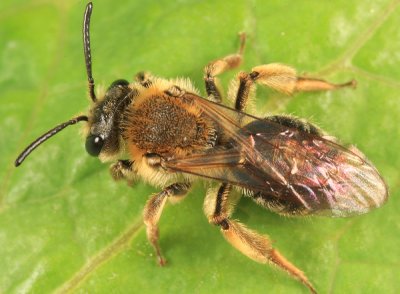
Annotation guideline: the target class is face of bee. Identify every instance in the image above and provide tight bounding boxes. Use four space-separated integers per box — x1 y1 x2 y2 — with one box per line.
85 79 132 159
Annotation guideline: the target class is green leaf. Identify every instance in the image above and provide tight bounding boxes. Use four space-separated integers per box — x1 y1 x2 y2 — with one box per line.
1 1 399 293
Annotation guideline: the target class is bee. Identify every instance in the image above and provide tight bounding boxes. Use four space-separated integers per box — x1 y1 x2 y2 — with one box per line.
15 2 388 293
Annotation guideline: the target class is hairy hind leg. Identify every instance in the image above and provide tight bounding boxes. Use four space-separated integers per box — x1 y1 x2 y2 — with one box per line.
231 63 355 112
204 183 317 294
204 33 246 103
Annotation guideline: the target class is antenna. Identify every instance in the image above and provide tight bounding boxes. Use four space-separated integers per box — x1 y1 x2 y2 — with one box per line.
83 2 96 102
15 3 98 167
15 116 88 167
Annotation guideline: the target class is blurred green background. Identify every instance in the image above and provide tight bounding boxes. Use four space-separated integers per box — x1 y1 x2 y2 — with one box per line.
1 0 399 293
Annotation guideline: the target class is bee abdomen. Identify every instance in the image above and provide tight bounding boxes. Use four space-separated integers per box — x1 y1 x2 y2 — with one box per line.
266 115 322 136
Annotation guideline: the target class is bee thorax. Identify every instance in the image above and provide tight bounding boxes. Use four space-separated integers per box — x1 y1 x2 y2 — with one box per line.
123 94 214 155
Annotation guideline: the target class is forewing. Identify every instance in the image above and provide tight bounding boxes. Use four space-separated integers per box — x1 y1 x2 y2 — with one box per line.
165 95 388 217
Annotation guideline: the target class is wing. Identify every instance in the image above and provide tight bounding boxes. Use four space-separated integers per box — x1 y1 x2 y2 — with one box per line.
164 94 388 217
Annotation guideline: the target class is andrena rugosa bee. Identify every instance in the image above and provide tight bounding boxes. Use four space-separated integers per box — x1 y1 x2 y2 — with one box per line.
15 2 388 293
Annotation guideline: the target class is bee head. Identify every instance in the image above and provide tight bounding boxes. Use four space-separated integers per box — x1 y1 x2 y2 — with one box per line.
85 79 132 160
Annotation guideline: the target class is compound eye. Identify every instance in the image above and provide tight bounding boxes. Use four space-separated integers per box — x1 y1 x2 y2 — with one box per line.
85 135 104 157
108 79 129 90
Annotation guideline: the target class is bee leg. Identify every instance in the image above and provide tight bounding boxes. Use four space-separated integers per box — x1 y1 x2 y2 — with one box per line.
232 71 255 111
204 32 246 103
237 64 356 97
143 182 191 266
294 76 356 92
204 183 317 294
135 71 154 88
109 160 138 184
